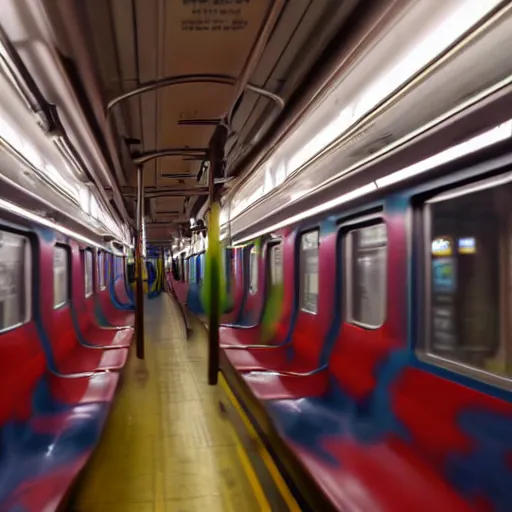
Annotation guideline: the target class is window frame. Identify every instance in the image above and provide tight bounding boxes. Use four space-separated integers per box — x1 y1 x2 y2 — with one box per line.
189 256 196 283
225 247 234 292
416 172 512 390
299 228 320 315
84 248 94 298
53 244 70 309
197 252 204 284
249 245 258 295
343 217 388 330
97 250 106 290
267 239 283 287
0 228 32 333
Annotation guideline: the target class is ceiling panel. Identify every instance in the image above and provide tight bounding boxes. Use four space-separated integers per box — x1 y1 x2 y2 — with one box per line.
62 0 360 241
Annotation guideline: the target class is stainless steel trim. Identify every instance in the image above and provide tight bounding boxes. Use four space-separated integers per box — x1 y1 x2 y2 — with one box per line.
246 366 328 378
416 352 512 391
50 369 108 379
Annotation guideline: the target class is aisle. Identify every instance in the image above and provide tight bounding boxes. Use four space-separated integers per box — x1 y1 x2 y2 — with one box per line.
71 294 260 511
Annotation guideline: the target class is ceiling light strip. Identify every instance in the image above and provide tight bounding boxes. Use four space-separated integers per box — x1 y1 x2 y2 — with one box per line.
0 198 105 249
233 120 512 245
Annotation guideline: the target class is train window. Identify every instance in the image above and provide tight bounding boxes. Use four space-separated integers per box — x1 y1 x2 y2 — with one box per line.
189 258 196 283
422 176 512 381
269 243 283 285
0 231 30 331
84 249 93 297
98 251 106 290
115 256 124 279
197 256 202 284
53 246 69 308
249 246 258 294
300 230 319 314
345 223 387 328
225 248 234 292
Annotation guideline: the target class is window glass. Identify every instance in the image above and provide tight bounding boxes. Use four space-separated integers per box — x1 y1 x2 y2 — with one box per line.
300 231 319 313
424 178 512 379
225 248 234 292
189 257 196 283
53 246 68 308
106 254 112 283
84 250 93 297
115 256 124 279
98 251 106 289
345 223 387 327
269 243 283 285
0 231 29 330
197 256 203 284
249 247 258 294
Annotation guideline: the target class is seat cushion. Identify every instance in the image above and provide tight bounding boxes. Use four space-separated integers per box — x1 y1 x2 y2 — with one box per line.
220 326 266 347
55 345 128 374
287 436 472 512
104 310 135 328
224 346 316 373
47 372 120 406
243 371 329 401
0 402 110 511
81 324 133 348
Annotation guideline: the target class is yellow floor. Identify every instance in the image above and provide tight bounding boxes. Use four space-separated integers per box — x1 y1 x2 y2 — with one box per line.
71 295 261 511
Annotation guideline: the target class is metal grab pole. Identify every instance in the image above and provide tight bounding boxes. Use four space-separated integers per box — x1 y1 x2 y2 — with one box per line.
135 165 145 359
207 125 228 385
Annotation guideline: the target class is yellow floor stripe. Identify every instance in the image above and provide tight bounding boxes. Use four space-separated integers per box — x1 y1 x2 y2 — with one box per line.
219 374 301 511
234 435 272 511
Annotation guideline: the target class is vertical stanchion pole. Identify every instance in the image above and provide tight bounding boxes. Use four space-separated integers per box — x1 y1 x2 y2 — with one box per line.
206 125 228 385
135 164 145 359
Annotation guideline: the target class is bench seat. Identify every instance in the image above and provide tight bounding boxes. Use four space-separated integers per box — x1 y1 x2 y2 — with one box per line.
0 402 111 511
95 290 135 328
284 435 473 512
52 307 129 374
223 347 317 373
219 326 269 347
242 371 329 401
80 323 133 349
54 343 128 374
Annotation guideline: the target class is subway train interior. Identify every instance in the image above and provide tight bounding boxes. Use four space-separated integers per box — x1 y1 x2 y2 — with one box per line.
1 0 512 510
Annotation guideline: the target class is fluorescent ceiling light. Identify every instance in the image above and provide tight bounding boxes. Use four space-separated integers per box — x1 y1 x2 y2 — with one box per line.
235 183 377 244
227 1 505 225
376 121 512 188
0 198 103 248
233 119 512 245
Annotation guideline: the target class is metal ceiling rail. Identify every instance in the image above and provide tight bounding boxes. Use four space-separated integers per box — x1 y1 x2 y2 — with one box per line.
160 173 196 179
226 0 287 127
131 147 207 165
106 74 284 116
124 186 209 198
178 118 222 126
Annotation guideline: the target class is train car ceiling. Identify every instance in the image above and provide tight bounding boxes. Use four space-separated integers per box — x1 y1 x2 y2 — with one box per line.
2 1 510 250
0 0 367 247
